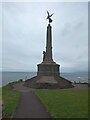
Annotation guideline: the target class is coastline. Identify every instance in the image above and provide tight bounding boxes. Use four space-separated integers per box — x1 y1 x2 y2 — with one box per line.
1 71 88 87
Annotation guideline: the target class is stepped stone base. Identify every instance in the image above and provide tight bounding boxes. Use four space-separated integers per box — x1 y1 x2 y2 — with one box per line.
24 75 73 89
24 62 73 89
36 76 58 84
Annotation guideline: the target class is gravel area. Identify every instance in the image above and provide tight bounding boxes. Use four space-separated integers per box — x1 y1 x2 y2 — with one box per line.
67 83 88 90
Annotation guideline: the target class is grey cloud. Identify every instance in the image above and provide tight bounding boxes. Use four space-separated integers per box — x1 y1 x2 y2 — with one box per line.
77 55 83 60
61 23 71 36
74 21 83 30
2 2 88 72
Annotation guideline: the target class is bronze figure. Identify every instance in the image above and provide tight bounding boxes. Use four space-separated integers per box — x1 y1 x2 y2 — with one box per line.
47 11 54 23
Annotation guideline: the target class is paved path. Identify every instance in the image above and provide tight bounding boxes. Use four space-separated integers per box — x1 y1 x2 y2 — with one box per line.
13 82 50 118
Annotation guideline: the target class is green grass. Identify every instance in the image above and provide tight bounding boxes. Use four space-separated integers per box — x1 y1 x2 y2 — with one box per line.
2 84 21 118
0 87 2 100
34 90 88 118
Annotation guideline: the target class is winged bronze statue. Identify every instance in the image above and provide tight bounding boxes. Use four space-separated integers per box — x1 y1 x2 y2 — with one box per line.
46 11 54 23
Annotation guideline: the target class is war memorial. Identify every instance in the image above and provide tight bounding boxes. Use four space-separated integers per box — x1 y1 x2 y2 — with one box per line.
24 11 73 89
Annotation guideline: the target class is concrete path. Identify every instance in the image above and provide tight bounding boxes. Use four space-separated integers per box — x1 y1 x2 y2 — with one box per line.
13 82 50 118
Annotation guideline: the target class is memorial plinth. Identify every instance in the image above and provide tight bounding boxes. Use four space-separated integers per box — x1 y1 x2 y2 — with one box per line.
24 12 73 89
37 24 60 77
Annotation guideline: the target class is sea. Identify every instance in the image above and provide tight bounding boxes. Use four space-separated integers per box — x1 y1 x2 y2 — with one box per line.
0 71 88 87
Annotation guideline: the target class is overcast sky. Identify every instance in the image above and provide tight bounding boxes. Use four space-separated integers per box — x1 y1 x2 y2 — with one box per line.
1 2 88 72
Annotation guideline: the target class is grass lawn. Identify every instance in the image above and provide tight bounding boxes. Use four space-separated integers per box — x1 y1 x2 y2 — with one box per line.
34 90 88 118
2 84 21 118
0 87 2 100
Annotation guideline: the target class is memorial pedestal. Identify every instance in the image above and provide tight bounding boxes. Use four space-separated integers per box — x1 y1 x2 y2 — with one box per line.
37 63 60 76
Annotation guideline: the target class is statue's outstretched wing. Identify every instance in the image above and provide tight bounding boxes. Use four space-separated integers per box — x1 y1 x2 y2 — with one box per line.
47 11 49 16
50 13 54 17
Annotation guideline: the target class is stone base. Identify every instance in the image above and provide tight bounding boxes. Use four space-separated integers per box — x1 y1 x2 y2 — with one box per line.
24 61 73 89
24 75 74 89
37 63 60 76
36 76 58 84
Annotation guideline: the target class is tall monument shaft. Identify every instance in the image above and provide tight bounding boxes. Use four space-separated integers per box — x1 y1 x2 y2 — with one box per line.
44 24 53 62
45 24 52 61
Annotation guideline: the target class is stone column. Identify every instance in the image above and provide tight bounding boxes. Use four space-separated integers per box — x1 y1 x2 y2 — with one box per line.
44 24 53 62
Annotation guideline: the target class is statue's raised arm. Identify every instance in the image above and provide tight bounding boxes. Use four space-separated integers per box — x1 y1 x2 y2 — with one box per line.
46 11 54 23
